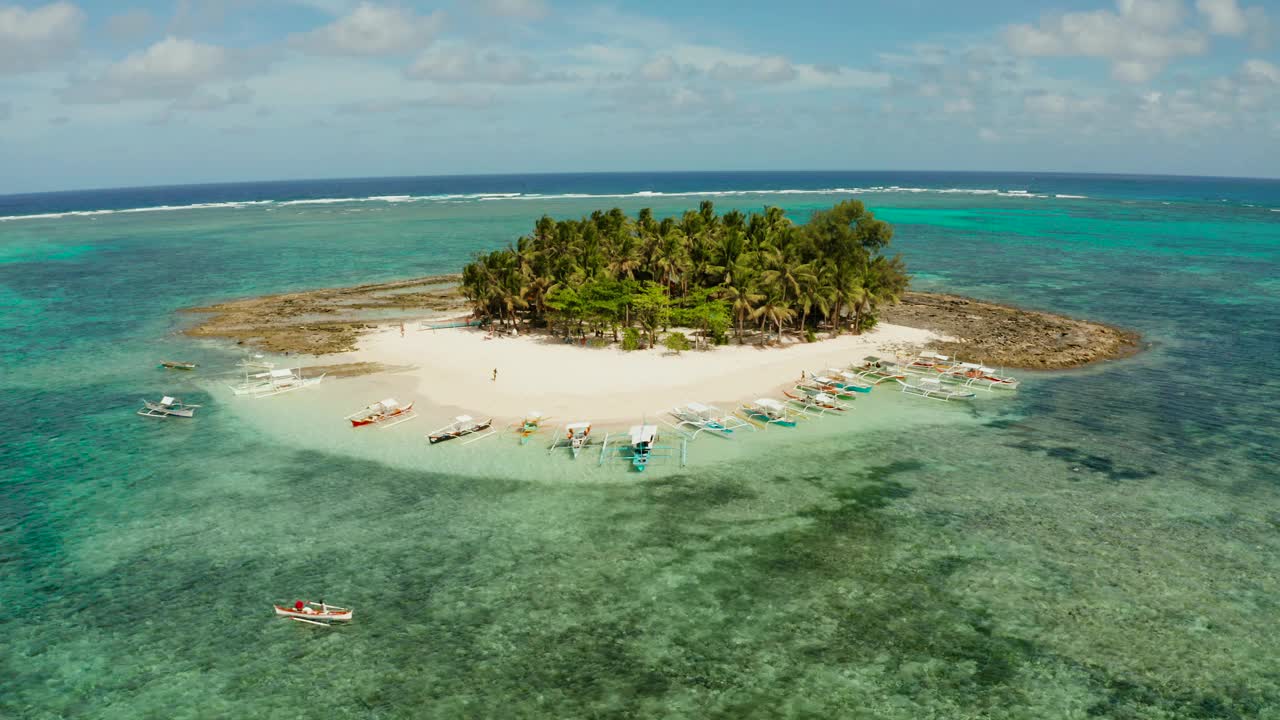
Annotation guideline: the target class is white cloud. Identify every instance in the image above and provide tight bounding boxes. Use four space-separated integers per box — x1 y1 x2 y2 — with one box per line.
1005 0 1207 83
294 2 443 56
477 0 548 21
943 97 975 114
1241 59 1280 84
62 36 257 104
407 45 570 84
0 1 84 75
670 45 888 89
639 55 678 82
1196 0 1246 34
709 54 797 83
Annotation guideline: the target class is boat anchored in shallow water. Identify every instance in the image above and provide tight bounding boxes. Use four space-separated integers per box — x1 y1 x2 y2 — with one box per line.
852 356 907 384
548 421 594 458
938 362 1020 391
739 398 801 428
228 367 324 398
896 375 976 401
784 389 850 415
598 423 687 471
273 600 352 626
346 398 418 428
158 360 197 370
138 396 201 418
511 411 551 445
427 415 494 444
667 401 754 439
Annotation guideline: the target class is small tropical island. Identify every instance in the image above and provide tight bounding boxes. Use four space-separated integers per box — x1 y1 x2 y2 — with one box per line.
181 200 1140 421
186 200 1139 370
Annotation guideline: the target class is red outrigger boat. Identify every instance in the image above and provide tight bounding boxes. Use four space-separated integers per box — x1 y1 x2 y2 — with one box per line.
345 398 417 428
273 600 353 624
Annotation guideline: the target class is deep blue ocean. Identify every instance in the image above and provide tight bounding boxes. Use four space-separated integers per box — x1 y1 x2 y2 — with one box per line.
2 171 1279 718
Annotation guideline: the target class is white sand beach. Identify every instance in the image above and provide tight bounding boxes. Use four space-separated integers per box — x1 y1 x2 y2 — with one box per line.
331 323 944 423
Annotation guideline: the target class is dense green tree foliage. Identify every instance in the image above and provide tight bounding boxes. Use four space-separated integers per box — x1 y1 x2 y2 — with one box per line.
460 200 909 344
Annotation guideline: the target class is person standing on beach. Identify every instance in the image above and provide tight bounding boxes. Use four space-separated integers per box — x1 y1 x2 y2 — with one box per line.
492 368 498 382
400 322 405 338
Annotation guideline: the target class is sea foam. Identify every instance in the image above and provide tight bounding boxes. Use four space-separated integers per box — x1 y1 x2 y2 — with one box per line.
0 186 1070 221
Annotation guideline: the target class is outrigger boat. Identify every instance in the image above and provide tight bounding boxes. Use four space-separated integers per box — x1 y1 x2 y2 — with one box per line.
273 600 352 625
903 351 955 375
853 356 907 384
427 415 494 444
818 368 874 393
236 354 274 370
667 402 753 439
739 398 800 428
897 375 976 401
346 398 418 428
158 360 197 370
228 367 324 398
599 423 687 471
784 390 850 415
796 377 860 400
938 362 1020 391
511 410 551 445
138 396 200 418
548 421 594 458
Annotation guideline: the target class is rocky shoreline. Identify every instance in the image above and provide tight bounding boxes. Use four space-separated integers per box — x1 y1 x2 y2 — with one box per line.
879 291 1143 369
183 277 1141 370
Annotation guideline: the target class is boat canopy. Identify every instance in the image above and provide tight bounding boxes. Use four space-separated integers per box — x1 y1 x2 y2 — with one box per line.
864 355 882 363
814 376 835 384
686 401 709 413
757 398 783 411
378 398 399 409
629 425 658 444
455 414 473 423
957 362 982 370
161 396 175 406
526 410 543 419
565 421 591 431
814 393 835 403
920 352 949 361
270 368 295 378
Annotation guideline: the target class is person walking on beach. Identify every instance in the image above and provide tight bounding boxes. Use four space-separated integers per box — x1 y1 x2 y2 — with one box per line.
492 368 498 382
400 322 405 338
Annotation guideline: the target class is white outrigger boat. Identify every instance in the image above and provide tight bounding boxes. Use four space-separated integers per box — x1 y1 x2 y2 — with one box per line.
346 398 418 428
667 402 753 439
228 367 324 398
427 415 495 444
938 362 1020 391
853 356 907 384
817 368 874 393
739 398 801 428
896 375 976 401
797 377 860 400
138 396 200 418
548 421 594 458
902 351 955 375
598 424 686 472
784 389 850 416
273 600 352 625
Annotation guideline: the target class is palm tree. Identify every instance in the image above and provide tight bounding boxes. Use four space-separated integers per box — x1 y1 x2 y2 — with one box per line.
752 295 795 342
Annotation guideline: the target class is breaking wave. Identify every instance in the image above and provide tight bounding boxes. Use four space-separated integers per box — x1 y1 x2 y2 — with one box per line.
0 186 1073 221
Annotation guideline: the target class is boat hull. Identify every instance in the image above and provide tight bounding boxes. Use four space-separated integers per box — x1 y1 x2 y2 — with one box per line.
273 605 352 622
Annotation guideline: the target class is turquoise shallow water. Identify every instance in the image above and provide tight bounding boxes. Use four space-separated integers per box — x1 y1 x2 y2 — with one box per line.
3 174 1280 718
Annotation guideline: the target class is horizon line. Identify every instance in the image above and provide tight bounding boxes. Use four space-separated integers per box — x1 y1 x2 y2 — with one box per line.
5 168 1278 199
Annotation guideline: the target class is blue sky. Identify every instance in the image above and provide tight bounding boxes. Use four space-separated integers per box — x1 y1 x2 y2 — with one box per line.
1 0 1277 192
